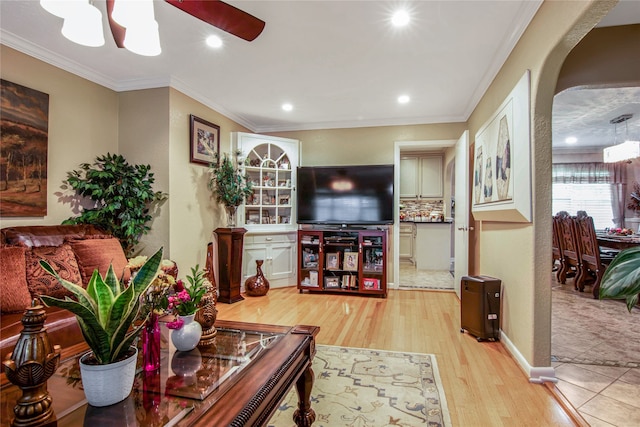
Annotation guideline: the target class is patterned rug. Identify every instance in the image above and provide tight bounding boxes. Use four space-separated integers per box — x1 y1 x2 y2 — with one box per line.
268 345 451 427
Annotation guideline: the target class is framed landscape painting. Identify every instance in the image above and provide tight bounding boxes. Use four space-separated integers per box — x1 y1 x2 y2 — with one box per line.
0 79 49 217
472 70 531 222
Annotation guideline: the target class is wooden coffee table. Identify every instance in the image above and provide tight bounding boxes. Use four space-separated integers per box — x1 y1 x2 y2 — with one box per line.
1 320 319 427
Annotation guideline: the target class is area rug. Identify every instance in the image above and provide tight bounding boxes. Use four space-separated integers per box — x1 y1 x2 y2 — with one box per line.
268 345 451 427
552 282 640 367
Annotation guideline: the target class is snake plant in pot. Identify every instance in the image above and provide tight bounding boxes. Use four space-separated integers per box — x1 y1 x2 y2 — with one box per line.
599 246 640 312
39 247 163 407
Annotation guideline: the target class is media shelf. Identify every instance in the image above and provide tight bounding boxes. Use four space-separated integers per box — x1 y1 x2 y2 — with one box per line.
297 228 387 297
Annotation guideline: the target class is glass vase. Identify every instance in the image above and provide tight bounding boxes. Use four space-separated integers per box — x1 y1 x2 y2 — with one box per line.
226 205 237 227
142 313 161 372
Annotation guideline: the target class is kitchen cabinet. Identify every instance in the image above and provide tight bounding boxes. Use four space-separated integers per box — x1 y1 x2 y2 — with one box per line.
399 222 415 264
414 222 452 270
242 232 296 289
400 155 443 199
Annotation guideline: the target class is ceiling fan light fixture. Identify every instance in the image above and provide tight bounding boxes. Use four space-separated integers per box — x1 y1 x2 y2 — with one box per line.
111 0 154 28
123 19 161 56
60 1 105 47
40 0 76 18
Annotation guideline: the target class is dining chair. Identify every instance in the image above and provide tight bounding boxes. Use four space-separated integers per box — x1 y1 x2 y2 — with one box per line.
574 215 617 298
555 213 582 287
552 216 563 281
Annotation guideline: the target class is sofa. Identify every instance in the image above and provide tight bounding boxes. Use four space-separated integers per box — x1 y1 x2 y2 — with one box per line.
0 225 131 364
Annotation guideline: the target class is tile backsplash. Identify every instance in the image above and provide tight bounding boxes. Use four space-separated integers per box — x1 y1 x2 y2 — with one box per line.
400 199 445 221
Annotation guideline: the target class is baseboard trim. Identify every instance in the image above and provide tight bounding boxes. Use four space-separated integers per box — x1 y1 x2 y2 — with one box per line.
500 331 558 384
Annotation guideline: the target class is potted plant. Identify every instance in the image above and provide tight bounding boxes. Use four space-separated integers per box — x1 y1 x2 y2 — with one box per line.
599 246 640 312
39 248 163 407
63 153 167 256
208 150 252 227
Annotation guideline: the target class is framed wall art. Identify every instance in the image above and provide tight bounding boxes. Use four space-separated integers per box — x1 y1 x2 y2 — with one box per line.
189 114 220 166
0 79 49 217
472 70 532 222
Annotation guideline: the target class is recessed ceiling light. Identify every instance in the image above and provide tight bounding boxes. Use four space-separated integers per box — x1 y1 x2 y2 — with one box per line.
206 35 223 48
565 136 578 144
398 95 410 104
391 10 410 27
282 103 293 112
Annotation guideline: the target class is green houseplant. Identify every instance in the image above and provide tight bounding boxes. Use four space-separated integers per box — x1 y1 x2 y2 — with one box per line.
39 247 163 406
599 246 640 312
208 150 252 226
63 153 167 256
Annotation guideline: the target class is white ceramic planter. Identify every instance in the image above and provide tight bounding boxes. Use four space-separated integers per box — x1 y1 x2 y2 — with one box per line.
170 314 202 352
79 347 138 407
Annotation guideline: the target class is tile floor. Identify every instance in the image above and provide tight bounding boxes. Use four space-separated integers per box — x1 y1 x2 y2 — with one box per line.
398 261 454 290
552 280 640 426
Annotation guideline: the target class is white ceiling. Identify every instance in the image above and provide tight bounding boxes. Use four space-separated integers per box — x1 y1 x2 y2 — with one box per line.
1 0 638 143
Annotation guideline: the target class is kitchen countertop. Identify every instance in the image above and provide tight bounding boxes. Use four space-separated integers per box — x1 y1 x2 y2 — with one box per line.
400 220 452 224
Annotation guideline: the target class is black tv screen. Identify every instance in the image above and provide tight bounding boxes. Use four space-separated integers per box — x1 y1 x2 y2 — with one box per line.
296 165 394 225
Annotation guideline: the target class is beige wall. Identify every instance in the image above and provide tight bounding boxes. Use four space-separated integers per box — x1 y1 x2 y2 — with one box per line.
269 123 466 167
466 0 616 368
118 88 170 257
0 45 119 228
166 89 251 271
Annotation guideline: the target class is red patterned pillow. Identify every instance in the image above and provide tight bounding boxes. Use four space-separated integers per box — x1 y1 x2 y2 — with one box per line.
0 246 33 313
25 244 81 299
68 238 130 284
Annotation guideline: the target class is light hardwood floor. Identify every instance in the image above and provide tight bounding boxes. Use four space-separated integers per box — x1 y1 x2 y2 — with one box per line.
217 287 576 426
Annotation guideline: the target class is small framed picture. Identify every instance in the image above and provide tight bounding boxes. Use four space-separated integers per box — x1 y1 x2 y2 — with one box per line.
363 278 380 290
325 253 339 270
189 114 220 166
343 251 358 271
325 277 340 288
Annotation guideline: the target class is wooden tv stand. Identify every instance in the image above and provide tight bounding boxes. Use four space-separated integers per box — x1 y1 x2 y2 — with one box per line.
297 227 388 297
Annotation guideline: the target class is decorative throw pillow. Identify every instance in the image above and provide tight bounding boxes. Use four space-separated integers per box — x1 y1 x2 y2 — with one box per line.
25 244 81 299
68 238 130 284
0 246 33 313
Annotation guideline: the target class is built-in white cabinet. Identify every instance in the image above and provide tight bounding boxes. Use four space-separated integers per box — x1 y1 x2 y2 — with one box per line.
400 155 443 199
233 132 299 232
233 133 299 289
242 232 297 289
399 222 415 264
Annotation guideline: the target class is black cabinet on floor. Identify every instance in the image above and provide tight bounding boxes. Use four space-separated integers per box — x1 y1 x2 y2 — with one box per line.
460 275 501 341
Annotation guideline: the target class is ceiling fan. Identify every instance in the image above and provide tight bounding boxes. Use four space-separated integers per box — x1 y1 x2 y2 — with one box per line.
106 0 266 49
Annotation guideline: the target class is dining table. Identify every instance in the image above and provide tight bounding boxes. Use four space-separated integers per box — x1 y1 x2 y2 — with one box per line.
596 233 640 250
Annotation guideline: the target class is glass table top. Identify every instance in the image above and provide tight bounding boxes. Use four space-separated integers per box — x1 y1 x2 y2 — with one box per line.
1 327 284 427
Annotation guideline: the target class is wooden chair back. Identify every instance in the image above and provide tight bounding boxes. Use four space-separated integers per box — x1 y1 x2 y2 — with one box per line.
574 215 607 297
552 216 563 280
556 214 582 286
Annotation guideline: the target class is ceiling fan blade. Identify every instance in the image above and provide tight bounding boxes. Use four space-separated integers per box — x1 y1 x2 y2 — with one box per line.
164 0 265 42
106 0 125 48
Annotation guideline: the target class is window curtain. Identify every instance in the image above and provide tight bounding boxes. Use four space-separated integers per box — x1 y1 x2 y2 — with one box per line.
552 162 627 227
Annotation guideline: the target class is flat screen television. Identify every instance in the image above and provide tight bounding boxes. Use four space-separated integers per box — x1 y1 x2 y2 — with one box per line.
296 165 394 225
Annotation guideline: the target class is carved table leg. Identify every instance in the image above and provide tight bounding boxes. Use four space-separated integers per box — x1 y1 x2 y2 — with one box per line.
293 365 316 426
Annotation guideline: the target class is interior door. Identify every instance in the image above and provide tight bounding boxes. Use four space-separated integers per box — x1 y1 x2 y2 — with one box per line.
454 131 470 298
